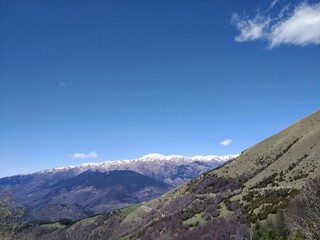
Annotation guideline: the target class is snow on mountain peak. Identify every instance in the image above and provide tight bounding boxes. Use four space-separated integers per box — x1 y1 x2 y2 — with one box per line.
41 153 239 174
140 153 167 160
139 153 185 161
139 153 239 163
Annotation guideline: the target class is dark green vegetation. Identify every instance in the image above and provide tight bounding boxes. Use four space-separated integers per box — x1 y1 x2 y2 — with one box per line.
2 110 320 239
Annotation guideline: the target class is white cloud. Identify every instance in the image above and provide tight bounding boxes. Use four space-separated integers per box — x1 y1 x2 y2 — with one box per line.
220 139 232 146
232 13 270 42
59 81 67 88
72 151 98 159
232 2 320 48
270 3 320 47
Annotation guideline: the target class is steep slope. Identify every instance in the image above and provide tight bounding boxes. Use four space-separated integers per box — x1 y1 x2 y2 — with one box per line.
214 110 320 188
13 110 320 240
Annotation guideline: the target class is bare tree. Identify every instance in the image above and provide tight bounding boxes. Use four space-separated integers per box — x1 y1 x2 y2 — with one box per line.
0 186 23 239
287 178 320 239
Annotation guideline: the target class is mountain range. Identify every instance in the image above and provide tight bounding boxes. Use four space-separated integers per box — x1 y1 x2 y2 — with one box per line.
0 154 236 221
10 110 319 239
40 153 237 186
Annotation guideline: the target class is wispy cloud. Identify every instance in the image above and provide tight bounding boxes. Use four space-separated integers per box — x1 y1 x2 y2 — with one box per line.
71 151 98 159
267 0 280 11
59 81 67 88
232 2 320 48
232 13 271 42
220 139 232 146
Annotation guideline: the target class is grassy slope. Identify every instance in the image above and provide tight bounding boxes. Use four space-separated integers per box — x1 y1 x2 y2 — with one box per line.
215 109 320 186
155 110 319 200
137 110 320 229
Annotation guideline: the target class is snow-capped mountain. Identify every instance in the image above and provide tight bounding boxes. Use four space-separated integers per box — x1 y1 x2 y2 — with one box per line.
0 153 237 221
43 153 238 186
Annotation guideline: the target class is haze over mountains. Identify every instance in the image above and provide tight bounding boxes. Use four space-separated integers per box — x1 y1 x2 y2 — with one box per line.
0 154 236 221
10 110 319 239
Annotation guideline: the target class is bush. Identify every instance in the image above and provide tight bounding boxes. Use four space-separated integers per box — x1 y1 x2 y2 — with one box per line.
287 178 320 239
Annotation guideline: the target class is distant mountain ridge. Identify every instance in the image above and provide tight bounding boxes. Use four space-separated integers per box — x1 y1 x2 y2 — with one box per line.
0 153 236 221
41 153 237 185
37 153 237 186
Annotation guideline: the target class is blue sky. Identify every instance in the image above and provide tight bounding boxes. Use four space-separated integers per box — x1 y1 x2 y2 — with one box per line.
1 0 319 177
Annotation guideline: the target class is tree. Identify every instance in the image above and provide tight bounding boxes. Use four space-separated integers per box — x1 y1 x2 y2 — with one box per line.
287 178 320 239
0 186 23 239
